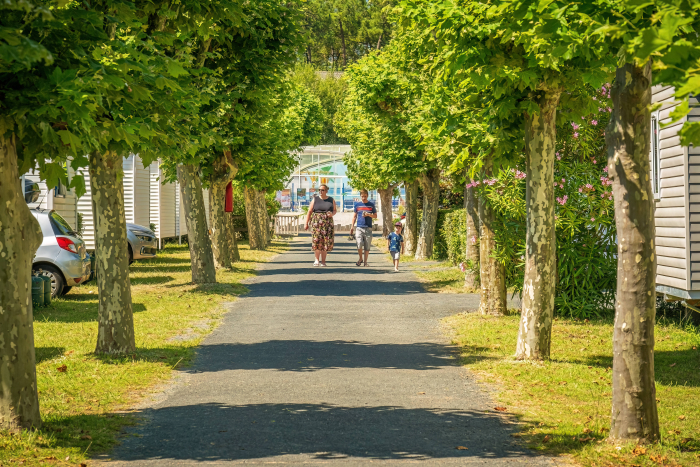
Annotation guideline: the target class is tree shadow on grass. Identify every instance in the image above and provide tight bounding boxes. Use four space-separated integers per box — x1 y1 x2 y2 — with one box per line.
34 302 147 324
108 402 547 463
576 349 700 387
35 346 65 363
129 276 176 286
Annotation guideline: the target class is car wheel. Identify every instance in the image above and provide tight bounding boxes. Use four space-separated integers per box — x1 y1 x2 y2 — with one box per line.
128 244 134 265
60 286 73 296
33 265 65 298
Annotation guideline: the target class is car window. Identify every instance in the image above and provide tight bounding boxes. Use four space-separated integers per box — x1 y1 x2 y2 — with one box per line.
50 211 77 236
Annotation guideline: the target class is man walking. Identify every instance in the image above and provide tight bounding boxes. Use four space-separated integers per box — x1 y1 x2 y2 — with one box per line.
351 189 377 267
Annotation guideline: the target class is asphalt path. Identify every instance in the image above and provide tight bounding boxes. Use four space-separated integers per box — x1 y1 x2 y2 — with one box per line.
104 234 556 466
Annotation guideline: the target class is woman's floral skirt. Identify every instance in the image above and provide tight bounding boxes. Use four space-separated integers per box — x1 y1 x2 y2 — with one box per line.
311 212 334 251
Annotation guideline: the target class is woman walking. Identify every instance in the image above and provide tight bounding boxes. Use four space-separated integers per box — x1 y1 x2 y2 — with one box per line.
304 184 337 266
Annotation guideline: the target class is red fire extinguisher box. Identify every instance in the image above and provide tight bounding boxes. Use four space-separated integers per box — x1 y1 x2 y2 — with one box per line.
225 182 233 212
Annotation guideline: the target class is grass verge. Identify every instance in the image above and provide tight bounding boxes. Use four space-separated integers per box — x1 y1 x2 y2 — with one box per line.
0 241 287 466
444 312 700 466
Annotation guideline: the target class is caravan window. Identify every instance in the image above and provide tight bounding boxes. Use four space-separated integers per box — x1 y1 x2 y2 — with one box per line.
651 116 660 198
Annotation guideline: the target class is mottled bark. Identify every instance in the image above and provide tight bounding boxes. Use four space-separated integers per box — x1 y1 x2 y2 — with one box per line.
0 135 43 430
257 190 270 245
403 179 419 256
464 182 480 292
479 158 506 315
89 151 136 354
227 209 240 262
415 168 440 260
208 152 238 269
245 186 264 250
377 185 395 238
516 91 561 360
178 164 217 284
606 61 659 443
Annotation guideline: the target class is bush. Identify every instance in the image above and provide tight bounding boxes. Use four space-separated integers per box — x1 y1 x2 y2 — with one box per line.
441 210 466 265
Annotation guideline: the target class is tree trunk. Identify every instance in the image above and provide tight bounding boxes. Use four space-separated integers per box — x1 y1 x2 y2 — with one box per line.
376 32 383 50
177 164 217 284
338 18 347 68
404 179 419 256
515 90 561 360
257 190 270 245
415 168 440 260
377 186 394 238
245 186 264 250
208 152 238 269
209 181 233 268
606 61 659 443
227 209 240 262
0 135 43 431
464 182 480 292
478 158 506 315
90 151 136 354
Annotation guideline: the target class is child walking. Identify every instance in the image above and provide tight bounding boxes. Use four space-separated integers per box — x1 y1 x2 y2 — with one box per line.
387 221 405 272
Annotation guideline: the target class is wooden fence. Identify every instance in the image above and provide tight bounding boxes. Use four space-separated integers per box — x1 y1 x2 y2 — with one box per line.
274 213 301 237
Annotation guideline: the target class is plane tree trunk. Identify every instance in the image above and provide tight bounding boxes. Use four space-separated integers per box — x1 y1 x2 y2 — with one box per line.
178 164 217 284
464 182 480 292
245 187 264 250
378 185 396 238
478 158 506 315
90 150 136 354
208 152 238 269
227 208 240 262
516 90 561 360
415 168 440 260
0 135 43 431
606 60 659 444
257 190 270 246
403 179 418 255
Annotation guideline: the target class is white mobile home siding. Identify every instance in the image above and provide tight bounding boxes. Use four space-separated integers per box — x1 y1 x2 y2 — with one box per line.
687 94 700 290
653 85 689 291
149 160 178 242
123 154 151 227
24 165 78 231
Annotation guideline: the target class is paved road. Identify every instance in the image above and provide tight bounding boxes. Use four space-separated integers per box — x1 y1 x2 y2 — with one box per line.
105 235 555 466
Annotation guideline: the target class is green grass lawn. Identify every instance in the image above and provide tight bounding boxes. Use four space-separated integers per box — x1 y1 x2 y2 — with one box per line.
0 241 287 466
444 312 700 466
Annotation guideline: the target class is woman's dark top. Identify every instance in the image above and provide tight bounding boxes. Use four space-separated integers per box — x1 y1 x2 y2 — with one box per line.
312 195 335 213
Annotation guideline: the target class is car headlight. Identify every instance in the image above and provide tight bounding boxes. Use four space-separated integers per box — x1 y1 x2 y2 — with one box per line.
136 235 153 242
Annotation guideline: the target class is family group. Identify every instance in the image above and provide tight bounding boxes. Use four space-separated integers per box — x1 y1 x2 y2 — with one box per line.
303 187 405 271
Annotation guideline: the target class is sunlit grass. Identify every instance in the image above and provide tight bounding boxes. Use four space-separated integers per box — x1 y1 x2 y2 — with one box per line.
445 313 700 466
0 241 287 465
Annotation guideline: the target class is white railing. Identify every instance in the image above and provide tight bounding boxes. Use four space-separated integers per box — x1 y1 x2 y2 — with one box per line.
275 213 300 237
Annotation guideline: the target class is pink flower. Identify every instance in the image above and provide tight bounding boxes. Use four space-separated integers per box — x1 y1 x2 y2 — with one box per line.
459 262 466 272
556 151 560 156
556 155 561 160
556 195 568 205
561 178 566 183
578 187 583 193
559 184 564 189
573 132 579 138
585 183 593 189
598 107 603 112
591 217 595 221
593 97 597 101
601 193 605 198
571 122 580 130
471 235 477 244
592 159 597 164
608 196 613 201
591 119 598 126
603 167 608 173
607 107 612 112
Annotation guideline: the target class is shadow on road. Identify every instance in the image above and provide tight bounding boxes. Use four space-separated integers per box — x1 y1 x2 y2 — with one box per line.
110 402 541 463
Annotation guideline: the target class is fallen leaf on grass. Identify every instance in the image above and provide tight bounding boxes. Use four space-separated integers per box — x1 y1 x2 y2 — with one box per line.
681 438 694 444
679 415 686 420
670 363 677 367
582 428 591 434
43 457 57 461
649 454 667 464
456 446 468 450
80 435 92 440
577 437 593 442
494 407 507 412
572 409 580 413
417 392 426 395
81 464 88 467
56 364 67 373
542 435 551 443
668 429 681 435
632 445 646 456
